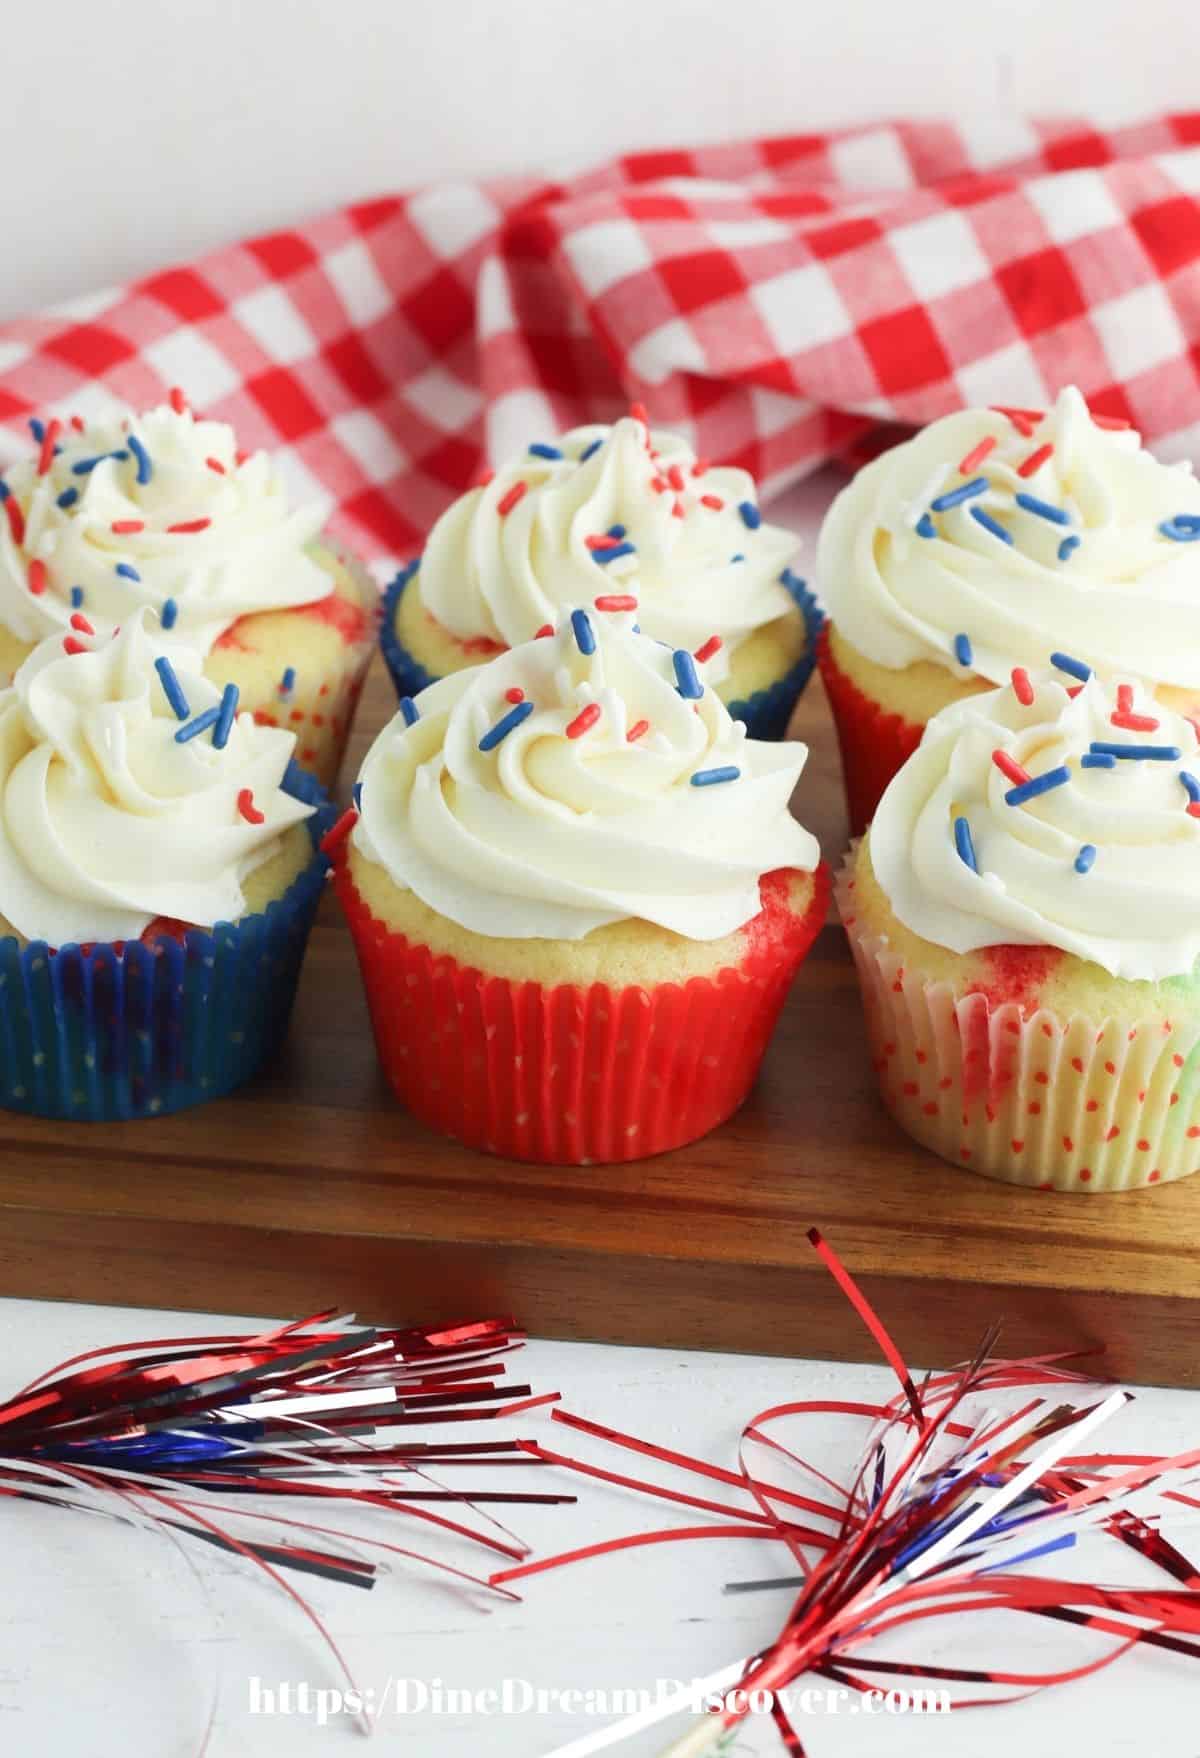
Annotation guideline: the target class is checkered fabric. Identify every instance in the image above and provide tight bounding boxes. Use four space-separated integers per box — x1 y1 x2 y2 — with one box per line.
3 113 1200 561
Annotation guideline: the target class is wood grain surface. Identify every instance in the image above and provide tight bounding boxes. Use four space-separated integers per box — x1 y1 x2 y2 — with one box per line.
2 656 1198 1386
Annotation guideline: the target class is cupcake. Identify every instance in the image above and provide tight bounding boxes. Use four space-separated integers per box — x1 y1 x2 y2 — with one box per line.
0 610 332 1120
334 604 827 1163
816 387 1200 833
0 395 377 788
841 657 1200 1190
382 408 821 741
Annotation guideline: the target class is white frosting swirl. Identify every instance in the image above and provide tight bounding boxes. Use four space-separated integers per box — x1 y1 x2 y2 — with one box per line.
416 416 797 683
355 608 818 940
817 386 1200 688
0 610 314 946
871 666 1200 980
0 404 331 653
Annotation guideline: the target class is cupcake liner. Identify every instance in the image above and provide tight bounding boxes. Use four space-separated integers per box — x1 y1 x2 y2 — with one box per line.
0 764 334 1122
836 857 1200 1192
816 621 923 835
379 561 439 704
723 569 824 741
334 858 830 1164
381 561 825 743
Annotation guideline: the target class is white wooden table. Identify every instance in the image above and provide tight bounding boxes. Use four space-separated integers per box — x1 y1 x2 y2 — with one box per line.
2 1297 1197 1758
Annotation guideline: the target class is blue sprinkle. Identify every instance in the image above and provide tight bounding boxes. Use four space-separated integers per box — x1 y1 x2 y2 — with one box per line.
579 439 603 462
115 562 141 582
1160 514 1200 542
175 705 221 745
399 696 419 726
28 418 44 443
673 649 703 699
730 553 745 563
594 542 636 565
71 449 128 477
690 766 740 787
570 609 596 655
212 682 239 749
154 656 190 721
1015 491 1070 526
1006 765 1071 806
69 586 84 609
127 434 152 485
1074 844 1097 875
479 699 534 752
1050 651 1091 683
1081 752 1116 769
353 782 363 810
280 666 296 694
0 481 9 501
528 443 563 460
738 500 762 531
954 815 978 872
607 524 627 539
1089 741 1181 762
930 476 988 512
953 633 973 667
1058 534 1081 562
915 513 937 539
1181 771 1200 803
970 505 1014 545
56 487 79 509
160 597 178 631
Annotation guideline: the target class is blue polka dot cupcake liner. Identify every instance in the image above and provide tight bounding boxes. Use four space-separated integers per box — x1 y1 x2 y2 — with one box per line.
379 560 824 741
0 763 334 1122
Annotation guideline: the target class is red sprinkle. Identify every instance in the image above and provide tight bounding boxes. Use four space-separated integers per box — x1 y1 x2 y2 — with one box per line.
168 386 189 414
70 415 85 433
37 418 61 477
992 749 1032 786
167 518 211 534
957 435 997 475
671 498 685 519
691 458 710 477
476 468 495 488
205 457 226 475
565 703 602 740
630 402 649 427
1011 667 1035 706
62 636 88 656
4 497 25 547
667 464 686 492
650 477 667 494
594 594 638 612
1017 443 1053 478
1116 683 1134 713
535 623 554 638
626 719 650 743
27 558 47 595
496 481 527 517
235 449 250 466
694 635 723 664
320 806 359 858
237 788 265 825
70 612 94 635
991 405 1042 437
505 687 526 704
1189 802 1200 820
585 534 621 551
699 494 725 511
112 519 145 534
1111 710 1160 732
1093 414 1132 431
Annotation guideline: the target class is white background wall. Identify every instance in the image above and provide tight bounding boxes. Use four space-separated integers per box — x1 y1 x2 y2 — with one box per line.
3 0 1198 318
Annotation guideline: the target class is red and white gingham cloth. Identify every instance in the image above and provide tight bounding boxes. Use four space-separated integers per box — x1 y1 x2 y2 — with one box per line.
3 113 1200 562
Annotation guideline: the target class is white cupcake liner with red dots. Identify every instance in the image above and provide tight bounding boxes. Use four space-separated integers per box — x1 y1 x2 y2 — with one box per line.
836 856 1200 1193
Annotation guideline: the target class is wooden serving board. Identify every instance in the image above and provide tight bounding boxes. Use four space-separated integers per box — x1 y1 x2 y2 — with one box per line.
2 657 1198 1387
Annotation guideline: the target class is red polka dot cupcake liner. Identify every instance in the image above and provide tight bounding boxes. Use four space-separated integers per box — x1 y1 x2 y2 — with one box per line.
816 623 923 836
837 858 1200 1193
334 858 830 1165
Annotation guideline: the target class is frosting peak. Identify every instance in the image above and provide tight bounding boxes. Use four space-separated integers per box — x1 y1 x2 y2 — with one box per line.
416 415 797 677
0 402 331 655
355 606 818 941
0 611 313 946
871 661 1200 980
817 386 1200 688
